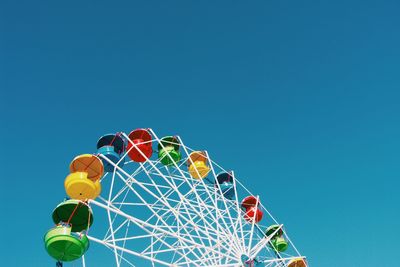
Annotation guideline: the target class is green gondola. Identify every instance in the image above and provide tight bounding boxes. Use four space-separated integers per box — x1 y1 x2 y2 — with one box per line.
52 199 93 233
158 136 181 165
44 225 89 262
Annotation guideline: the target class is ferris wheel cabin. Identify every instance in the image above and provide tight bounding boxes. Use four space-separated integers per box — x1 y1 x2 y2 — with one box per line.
288 258 307 267
188 151 210 179
127 128 153 162
44 225 89 262
241 195 264 223
265 224 288 252
52 199 93 232
216 172 235 199
96 133 125 172
158 136 181 165
64 154 103 200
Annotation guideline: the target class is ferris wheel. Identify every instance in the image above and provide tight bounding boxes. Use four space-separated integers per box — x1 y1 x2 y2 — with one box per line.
44 128 307 267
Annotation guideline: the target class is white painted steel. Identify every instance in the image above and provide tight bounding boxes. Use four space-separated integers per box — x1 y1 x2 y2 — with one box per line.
83 129 305 267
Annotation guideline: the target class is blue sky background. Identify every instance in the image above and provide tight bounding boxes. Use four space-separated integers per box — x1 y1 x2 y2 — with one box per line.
1 0 399 266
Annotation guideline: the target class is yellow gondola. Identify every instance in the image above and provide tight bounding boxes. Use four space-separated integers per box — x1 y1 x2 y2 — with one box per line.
288 258 307 267
65 154 103 200
188 151 210 179
70 154 104 181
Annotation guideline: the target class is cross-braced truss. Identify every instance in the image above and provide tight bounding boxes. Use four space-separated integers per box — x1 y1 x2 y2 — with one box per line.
83 129 305 267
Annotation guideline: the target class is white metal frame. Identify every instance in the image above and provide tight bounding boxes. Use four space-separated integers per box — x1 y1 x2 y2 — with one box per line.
79 129 305 267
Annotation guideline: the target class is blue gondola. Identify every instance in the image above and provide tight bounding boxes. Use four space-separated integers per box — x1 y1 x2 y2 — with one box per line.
216 172 235 199
96 133 125 172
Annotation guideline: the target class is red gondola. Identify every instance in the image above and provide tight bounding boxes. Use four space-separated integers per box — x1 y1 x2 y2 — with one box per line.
244 207 263 223
241 195 263 223
127 129 153 162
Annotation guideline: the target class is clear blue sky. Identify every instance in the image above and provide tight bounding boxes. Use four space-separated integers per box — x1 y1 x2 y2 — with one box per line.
1 0 399 266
